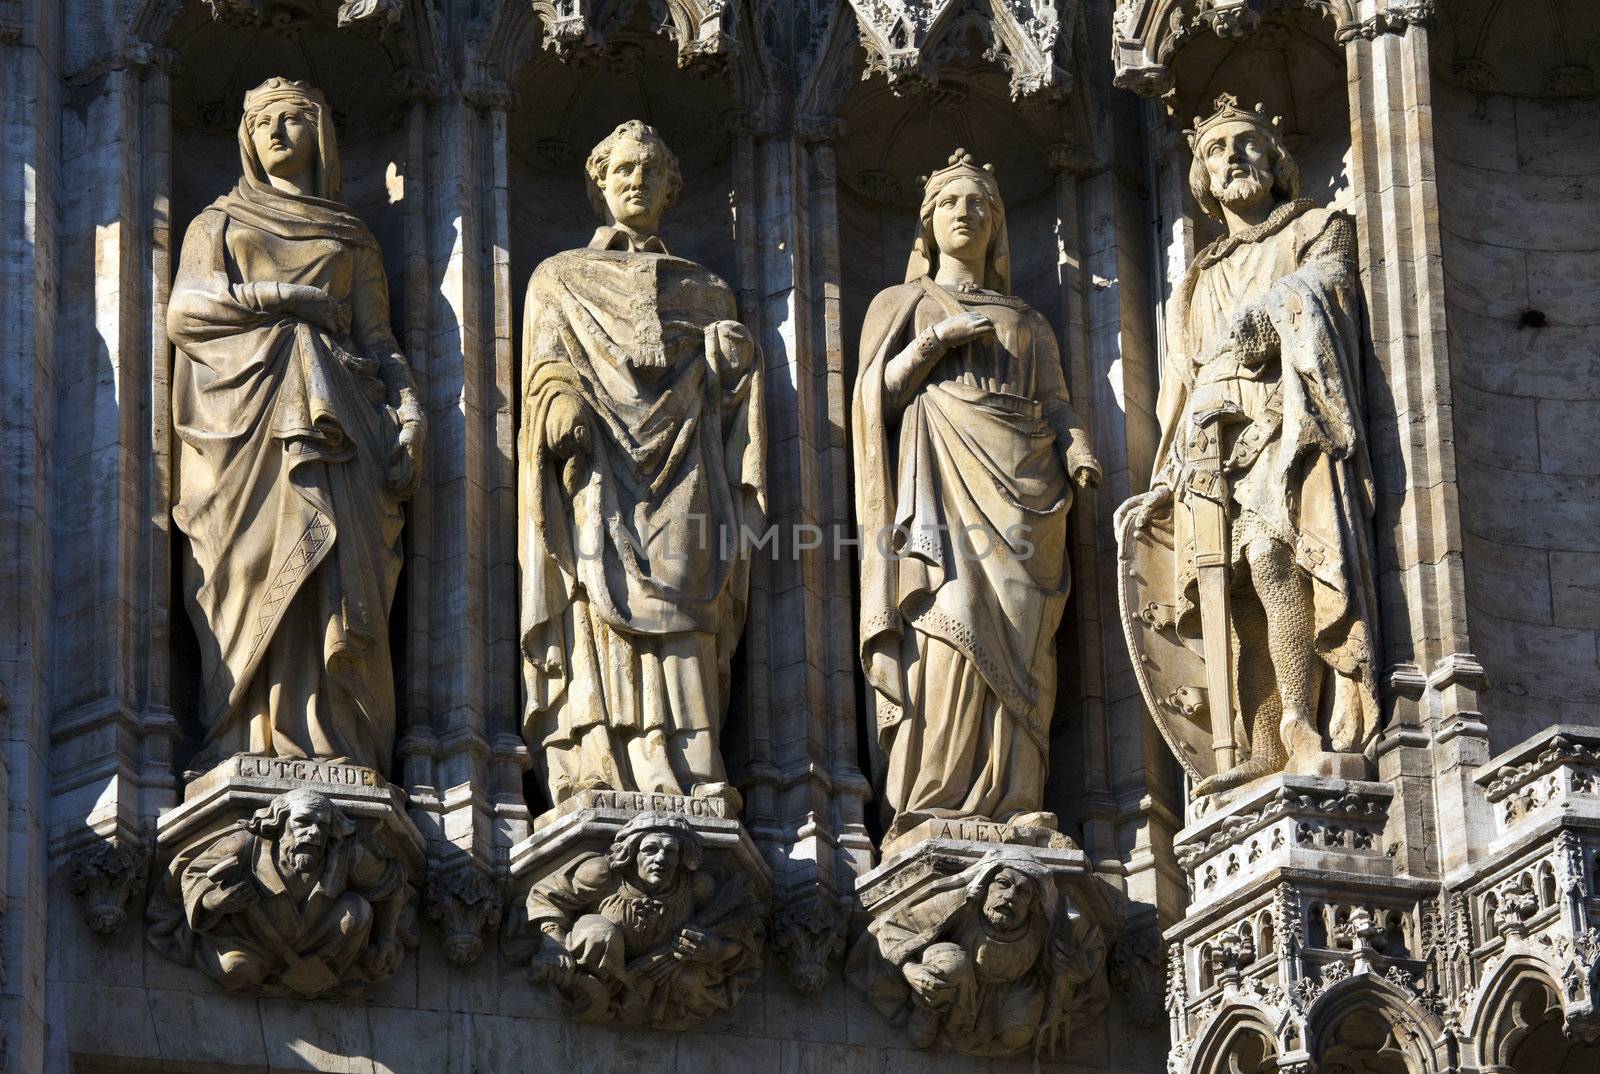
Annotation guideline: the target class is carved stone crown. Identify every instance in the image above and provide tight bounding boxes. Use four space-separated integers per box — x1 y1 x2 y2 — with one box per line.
918 149 997 198
1185 93 1283 150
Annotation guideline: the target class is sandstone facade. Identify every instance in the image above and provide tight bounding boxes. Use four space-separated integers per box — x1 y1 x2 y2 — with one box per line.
2 1 1597 1072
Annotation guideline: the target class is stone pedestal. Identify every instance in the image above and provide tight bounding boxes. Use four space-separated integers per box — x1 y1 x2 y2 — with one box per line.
504 790 770 1029
1165 775 1444 1074
847 833 1109 1058
146 755 426 998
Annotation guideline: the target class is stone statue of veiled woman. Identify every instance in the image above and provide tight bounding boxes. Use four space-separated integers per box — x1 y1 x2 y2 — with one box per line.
169 78 424 776
853 151 1101 847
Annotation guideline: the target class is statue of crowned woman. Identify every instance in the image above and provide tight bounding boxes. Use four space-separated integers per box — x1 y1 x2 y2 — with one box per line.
853 151 1101 847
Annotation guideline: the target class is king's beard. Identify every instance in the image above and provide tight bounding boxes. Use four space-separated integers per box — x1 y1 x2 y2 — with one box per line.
1211 169 1272 213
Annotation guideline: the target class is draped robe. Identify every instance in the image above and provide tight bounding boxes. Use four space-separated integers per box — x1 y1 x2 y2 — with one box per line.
519 230 766 804
169 174 416 774
853 279 1095 833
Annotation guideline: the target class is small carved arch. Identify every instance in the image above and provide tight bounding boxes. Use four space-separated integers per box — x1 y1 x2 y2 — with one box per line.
1306 975 1445 1074
1199 943 1216 991
1466 955 1581 1067
1308 901 1330 948
1187 1003 1282 1074
1258 911 1275 963
1482 891 1501 941
477 0 769 101
133 0 446 79
1384 910 1411 959
1539 861 1559 909
1111 0 1360 98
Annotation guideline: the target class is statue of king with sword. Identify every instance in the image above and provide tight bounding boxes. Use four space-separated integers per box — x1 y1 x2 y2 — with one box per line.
1115 96 1382 799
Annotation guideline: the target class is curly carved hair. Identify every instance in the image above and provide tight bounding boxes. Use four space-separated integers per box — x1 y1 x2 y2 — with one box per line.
248 789 356 842
1187 118 1301 224
606 811 703 874
584 120 683 223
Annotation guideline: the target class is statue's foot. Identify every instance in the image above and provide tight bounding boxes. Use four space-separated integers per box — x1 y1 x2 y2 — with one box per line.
690 781 744 813
1193 756 1279 798
1005 811 1058 832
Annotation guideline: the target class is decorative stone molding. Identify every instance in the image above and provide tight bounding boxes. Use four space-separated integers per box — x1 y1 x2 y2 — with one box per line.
1162 771 1452 1072
1175 777 1392 909
844 0 1077 103
69 838 149 936
1480 727 1600 835
504 792 769 1029
145 756 425 998
424 864 502 966
1110 1 1436 96
461 77 516 112
336 0 405 36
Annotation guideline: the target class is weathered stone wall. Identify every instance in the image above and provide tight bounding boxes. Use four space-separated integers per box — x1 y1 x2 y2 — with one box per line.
1438 83 1600 751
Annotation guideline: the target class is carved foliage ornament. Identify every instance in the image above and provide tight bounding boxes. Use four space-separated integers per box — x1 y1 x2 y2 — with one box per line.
203 0 403 36
845 0 1077 103
530 0 738 76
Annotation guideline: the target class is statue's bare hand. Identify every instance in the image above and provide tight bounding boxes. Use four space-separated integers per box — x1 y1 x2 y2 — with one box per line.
707 320 756 380
543 393 593 464
904 963 954 1006
1119 484 1172 534
931 311 995 349
387 418 424 496
284 284 352 336
674 926 719 963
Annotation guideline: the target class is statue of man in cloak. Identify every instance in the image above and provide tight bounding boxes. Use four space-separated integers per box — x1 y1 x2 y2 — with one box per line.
518 121 766 810
1116 96 1381 797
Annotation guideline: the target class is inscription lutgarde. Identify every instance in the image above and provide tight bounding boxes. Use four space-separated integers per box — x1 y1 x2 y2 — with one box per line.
853 150 1099 851
518 121 764 813
168 78 423 779
1116 95 1380 801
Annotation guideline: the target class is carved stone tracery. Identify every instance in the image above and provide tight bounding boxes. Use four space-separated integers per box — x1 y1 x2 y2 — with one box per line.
526 0 739 75
844 0 1077 102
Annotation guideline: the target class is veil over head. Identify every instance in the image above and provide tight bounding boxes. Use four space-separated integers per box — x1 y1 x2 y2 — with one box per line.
904 149 1012 294
221 77 374 250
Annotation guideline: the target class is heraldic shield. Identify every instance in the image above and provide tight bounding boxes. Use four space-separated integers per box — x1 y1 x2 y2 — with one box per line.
1115 502 1218 785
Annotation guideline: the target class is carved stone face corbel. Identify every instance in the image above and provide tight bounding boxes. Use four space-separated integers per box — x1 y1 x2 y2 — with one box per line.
145 757 425 998
504 793 771 1029
847 837 1109 1057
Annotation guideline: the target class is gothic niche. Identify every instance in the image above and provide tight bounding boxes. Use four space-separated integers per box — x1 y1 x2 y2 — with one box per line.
147 0 433 992
502 86 771 1022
